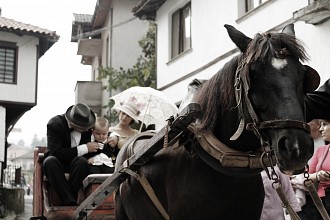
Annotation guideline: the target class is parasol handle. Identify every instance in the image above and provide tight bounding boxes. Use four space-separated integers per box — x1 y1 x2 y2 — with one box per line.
139 95 152 132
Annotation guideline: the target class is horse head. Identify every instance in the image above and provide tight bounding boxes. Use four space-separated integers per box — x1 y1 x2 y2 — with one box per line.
195 24 319 176
223 24 319 175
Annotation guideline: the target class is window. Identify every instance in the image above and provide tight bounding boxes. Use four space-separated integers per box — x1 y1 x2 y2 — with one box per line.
245 0 269 12
0 41 17 84
171 2 191 59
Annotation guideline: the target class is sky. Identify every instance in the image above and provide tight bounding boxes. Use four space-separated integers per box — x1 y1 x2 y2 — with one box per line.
0 0 97 145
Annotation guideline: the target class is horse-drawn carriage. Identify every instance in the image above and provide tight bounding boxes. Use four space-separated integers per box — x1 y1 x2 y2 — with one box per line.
31 23 325 220
32 146 116 220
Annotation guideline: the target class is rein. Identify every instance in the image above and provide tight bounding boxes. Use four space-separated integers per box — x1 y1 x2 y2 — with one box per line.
303 169 330 220
231 58 311 220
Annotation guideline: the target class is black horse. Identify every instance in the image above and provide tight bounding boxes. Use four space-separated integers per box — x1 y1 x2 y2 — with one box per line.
115 24 320 220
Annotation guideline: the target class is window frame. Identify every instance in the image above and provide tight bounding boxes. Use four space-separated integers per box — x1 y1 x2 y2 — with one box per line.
171 2 192 59
245 0 269 13
237 0 272 21
0 41 18 84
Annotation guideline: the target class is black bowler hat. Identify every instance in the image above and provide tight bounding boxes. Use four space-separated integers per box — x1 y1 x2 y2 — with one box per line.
65 103 96 129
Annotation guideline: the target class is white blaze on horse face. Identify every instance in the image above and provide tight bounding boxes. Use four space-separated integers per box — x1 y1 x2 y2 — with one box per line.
271 58 288 70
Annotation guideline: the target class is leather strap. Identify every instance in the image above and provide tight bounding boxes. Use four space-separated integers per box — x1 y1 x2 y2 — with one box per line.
188 124 275 169
259 120 310 132
305 179 330 220
274 183 301 220
120 132 170 220
123 168 170 220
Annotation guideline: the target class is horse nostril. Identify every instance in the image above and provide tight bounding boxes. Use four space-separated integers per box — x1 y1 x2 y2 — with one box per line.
277 135 302 160
277 136 290 154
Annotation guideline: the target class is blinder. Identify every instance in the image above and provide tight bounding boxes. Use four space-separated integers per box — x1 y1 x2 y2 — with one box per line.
303 65 320 93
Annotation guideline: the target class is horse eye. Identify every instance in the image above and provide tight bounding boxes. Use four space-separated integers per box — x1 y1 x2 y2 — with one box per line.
257 105 268 113
248 69 258 81
250 95 268 113
251 73 258 80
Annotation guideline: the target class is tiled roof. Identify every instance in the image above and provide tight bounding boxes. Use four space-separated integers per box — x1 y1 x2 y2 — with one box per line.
0 16 59 40
73 13 93 23
71 13 93 42
0 16 59 57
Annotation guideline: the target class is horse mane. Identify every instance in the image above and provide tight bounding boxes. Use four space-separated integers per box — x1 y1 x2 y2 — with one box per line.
245 32 308 63
195 31 308 131
194 55 241 131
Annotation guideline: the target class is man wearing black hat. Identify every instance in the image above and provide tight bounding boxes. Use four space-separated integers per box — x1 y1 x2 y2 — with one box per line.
43 103 99 206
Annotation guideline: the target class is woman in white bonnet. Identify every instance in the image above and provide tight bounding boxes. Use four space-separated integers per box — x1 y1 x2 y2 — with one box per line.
109 102 140 148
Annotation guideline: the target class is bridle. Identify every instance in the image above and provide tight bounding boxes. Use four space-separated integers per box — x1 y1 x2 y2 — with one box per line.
182 55 311 177
229 56 313 220
231 56 310 150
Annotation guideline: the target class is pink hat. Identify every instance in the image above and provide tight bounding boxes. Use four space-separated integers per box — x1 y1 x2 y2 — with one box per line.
113 102 140 123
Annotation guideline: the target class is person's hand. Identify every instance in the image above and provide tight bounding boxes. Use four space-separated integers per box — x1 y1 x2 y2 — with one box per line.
316 170 330 182
87 142 99 153
290 174 307 190
290 176 299 189
107 136 119 148
88 158 94 164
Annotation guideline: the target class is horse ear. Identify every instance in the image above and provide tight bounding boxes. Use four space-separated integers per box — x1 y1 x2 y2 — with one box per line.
224 24 251 53
304 65 320 93
281 24 295 36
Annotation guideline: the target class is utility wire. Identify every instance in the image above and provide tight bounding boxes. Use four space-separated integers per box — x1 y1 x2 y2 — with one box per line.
72 17 138 41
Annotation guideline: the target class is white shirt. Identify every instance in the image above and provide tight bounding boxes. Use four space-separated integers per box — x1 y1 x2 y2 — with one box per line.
70 130 88 156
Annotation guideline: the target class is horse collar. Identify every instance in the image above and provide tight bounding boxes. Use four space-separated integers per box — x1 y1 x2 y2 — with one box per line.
188 123 277 177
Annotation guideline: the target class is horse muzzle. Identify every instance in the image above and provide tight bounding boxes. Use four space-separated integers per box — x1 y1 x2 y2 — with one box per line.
271 129 314 175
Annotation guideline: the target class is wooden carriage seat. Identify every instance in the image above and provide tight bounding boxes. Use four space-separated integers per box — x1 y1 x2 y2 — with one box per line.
33 146 80 207
33 146 79 219
32 146 115 219
81 174 115 212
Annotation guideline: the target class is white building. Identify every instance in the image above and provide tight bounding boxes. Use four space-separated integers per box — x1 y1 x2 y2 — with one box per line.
0 16 59 178
133 0 330 104
71 0 149 117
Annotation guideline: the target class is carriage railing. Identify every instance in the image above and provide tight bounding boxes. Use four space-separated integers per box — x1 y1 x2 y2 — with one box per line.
72 103 201 220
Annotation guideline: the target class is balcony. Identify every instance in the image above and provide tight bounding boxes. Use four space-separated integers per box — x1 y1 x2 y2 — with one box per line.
293 0 330 25
75 81 102 116
77 39 102 65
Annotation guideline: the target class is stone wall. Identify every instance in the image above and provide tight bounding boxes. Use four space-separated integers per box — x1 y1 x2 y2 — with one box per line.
0 187 25 215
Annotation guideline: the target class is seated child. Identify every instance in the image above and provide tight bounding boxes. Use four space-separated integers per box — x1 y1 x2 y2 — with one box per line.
86 117 120 174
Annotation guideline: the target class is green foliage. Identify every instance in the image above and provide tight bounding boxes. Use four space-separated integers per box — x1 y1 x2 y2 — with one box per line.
98 22 156 91
98 22 157 123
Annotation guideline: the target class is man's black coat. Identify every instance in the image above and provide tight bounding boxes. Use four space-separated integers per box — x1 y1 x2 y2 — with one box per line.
45 114 92 163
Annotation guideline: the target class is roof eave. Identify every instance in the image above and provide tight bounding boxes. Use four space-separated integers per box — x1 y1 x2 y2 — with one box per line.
132 0 166 21
92 0 112 29
0 28 59 58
